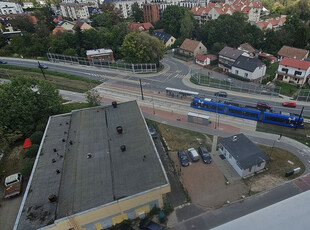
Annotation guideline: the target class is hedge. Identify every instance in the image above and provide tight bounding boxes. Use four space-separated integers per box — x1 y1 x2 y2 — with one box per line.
30 131 44 145
25 144 39 158
228 72 251 82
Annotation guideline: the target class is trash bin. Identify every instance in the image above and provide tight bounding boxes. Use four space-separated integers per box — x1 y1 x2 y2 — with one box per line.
285 170 294 177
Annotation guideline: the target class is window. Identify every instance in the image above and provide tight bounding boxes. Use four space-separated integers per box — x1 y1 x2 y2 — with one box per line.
235 70 239 74
245 73 248 77
295 71 302 75
282 68 288 73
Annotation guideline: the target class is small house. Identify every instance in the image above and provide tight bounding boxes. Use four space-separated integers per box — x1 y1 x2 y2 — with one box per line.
231 56 266 81
179 38 207 57
218 46 245 72
153 31 176 47
219 133 269 177
278 46 309 61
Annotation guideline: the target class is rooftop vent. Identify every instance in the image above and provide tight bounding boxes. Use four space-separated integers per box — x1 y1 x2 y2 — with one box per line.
116 126 123 134
232 136 238 141
48 194 57 202
56 169 60 174
120 145 126 152
112 101 117 108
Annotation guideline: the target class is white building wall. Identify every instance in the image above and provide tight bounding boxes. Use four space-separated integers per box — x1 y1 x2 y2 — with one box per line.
231 64 266 81
219 145 243 177
0 2 23 15
277 64 310 84
60 4 90 19
115 0 144 19
241 161 266 177
248 8 261 22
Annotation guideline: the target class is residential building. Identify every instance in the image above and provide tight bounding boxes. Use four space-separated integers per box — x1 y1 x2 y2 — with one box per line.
275 57 310 85
231 56 266 81
60 2 90 19
179 38 207 57
238 43 257 56
73 20 92 31
52 26 67 36
58 20 75 31
14 101 170 230
86 48 114 61
255 16 286 31
218 46 245 72
278 46 309 60
258 53 277 64
23 2 34 9
115 0 144 19
191 0 263 26
195 54 217 67
0 2 23 15
153 31 176 47
219 133 269 177
62 0 99 8
128 22 154 32
143 4 160 22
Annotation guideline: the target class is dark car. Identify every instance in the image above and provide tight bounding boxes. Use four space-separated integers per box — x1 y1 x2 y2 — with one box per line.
214 91 227 97
38 63 48 69
139 219 163 230
198 145 212 164
282 101 296 108
178 150 190 167
0 59 7 64
148 126 157 139
257 101 271 110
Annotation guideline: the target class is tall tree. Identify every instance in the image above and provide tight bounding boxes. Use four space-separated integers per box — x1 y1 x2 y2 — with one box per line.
179 11 195 39
9 15 35 33
131 2 143 22
0 77 62 136
162 5 187 38
120 32 166 63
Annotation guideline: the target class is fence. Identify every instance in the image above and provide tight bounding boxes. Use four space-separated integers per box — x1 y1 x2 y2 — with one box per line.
296 89 310 102
47 53 157 73
191 73 281 97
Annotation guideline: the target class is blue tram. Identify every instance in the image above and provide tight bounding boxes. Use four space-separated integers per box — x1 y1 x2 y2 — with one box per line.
191 96 304 128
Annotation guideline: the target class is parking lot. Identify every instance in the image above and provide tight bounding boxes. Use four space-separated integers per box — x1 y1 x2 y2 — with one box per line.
170 151 248 210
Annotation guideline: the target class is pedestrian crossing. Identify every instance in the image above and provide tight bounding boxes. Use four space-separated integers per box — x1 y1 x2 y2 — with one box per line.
162 72 186 80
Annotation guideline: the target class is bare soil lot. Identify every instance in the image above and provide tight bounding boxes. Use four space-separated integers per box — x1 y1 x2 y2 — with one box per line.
170 151 248 210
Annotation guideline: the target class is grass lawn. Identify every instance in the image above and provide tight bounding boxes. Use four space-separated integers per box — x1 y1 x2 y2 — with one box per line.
266 63 279 77
275 80 298 97
259 145 305 179
146 120 213 152
0 65 101 93
256 122 310 146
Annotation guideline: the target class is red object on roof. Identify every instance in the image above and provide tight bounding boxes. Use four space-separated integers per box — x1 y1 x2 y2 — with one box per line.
280 57 310 70
259 53 277 61
23 138 32 150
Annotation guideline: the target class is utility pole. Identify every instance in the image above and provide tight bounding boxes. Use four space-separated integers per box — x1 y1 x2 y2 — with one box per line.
139 79 144 100
38 61 46 80
295 106 304 130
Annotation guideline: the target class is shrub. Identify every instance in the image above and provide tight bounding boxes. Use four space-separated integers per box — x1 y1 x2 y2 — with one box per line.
35 123 47 132
25 144 39 158
30 131 43 144
21 161 34 177
227 72 251 82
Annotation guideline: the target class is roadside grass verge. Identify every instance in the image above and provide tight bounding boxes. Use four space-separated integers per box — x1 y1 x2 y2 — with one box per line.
275 80 298 97
0 65 100 93
256 122 310 146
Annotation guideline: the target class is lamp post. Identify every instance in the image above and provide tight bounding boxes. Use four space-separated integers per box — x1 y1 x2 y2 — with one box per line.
270 134 282 159
215 94 218 129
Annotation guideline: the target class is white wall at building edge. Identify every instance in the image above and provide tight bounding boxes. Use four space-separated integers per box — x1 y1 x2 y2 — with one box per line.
219 145 243 177
0 1 23 14
230 65 266 81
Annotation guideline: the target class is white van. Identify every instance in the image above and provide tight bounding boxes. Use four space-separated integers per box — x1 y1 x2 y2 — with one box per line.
187 148 200 162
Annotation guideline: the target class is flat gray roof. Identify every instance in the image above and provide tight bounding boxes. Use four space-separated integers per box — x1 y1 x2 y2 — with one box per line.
16 101 168 230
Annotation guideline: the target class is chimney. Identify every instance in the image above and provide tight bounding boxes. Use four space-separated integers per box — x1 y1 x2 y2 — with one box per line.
120 145 126 152
48 194 57 202
112 101 117 108
232 136 238 141
116 126 123 134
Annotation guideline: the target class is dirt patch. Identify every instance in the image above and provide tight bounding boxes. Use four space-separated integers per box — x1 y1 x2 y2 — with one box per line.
4 145 24 176
170 151 248 210
249 174 285 193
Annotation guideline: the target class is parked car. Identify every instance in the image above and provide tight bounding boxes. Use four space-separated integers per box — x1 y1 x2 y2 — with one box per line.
214 91 227 97
198 145 212 164
187 148 200 162
148 126 157 139
0 59 7 64
38 63 48 69
257 101 271 110
139 219 163 230
178 150 190 167
282 101 296 108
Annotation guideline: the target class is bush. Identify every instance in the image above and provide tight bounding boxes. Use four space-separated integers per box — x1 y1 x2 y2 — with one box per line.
30 131 43 144
21 161 34 177
25 144 39 158
35 123 47 132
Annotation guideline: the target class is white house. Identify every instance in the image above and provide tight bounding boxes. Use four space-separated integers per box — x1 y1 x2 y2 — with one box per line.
231 56 266 81
219 133 269 177
0 2 23 15
275 57 310 85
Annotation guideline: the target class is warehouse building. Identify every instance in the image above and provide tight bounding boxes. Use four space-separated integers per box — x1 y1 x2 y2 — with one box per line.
14 100 170 230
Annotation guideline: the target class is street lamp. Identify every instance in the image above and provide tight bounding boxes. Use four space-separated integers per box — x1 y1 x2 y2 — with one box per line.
215 94 218 129
270 134 282 159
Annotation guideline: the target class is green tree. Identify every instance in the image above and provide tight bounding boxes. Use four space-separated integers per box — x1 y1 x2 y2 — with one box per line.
162 5 187 38
131 2 143 22
179 11 195 39
120 32 166 63
0 77 63 136
9 15 35 33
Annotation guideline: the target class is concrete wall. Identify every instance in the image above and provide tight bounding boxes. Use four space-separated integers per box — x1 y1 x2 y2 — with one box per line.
41 185 170 230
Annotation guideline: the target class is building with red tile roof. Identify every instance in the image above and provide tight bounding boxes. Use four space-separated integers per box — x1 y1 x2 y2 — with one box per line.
255 16 286 31
276 57 310 85
128 22 154 32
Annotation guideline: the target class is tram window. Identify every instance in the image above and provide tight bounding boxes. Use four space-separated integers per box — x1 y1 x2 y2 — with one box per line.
244 111 258 118
229 108 243 115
